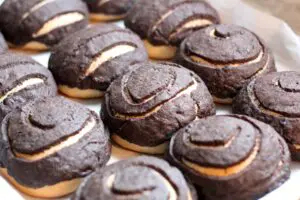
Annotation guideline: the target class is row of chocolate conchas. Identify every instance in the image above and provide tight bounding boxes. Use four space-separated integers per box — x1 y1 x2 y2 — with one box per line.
0 51 293 200
0 0 133 51
71 115 290 200
0 0 274 105
44 21 273 155
0 0 277 106
0 0 219 52
0 17 278 108
46 22 275 105
70 69 296 200
0 50 197 198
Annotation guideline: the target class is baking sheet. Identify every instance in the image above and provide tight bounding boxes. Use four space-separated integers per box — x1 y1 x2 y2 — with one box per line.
1 0 300 199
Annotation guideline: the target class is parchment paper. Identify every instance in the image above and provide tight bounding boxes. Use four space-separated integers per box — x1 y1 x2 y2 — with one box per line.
1 0 300 200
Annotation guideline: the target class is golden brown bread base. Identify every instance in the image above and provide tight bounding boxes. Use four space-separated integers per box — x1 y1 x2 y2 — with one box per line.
89 13 126 22
58 85 104 99
112 134 168 154
143 40 176 60
0 168 81 198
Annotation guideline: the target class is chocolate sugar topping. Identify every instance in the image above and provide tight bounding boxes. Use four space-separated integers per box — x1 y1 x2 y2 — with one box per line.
0 0 88 47
176 24 276 101
125 0 220 46
8 96 92 154
185 25 262 63
233 71 300 160
101 61 215 147
167 115 290 200
0 52 57 123
49 24 148 91
72 156 197 200
254 72 300 116
0 96 111 188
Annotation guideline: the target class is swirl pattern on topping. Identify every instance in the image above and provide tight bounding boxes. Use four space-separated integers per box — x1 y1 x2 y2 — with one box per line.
83 0 134 16
0 96 111 188
101 62 215 154
125 0 220 46
233 71 300 159
72 156 196 200
167 115 290 200
0 53 57 123
49 24 148 92
176 24 276 103
0 0 88 47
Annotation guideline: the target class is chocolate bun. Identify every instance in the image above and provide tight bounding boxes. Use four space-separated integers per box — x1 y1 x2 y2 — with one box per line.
167 115 290 200
175 24 276 104
101 62 216 154
0 0 88 50
49 24 148 99
124 0 220 60
0 52 57 123
83 0 134 21
72 156 197 200
233 71 300 160
0 32 8 54
0 96 111 198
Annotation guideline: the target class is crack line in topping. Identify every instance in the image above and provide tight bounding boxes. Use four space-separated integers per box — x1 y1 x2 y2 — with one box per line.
14 116 96 161
248 81 285 118
209 28 218 38
123 67 176 105
208 28 231 39
278 79 300 93
168 18 212 41
85 43 136 76
66 29 136 61
29 114 55 129
21 0 56 20
251 55 270 78
114 79 198 119
190 50 264 67
249 75 300 118
107 174 155 195
183 137 260 177
0 78 44 103
106 166 177 200
187 134 236 150
32 12 85 38
149 2 203 41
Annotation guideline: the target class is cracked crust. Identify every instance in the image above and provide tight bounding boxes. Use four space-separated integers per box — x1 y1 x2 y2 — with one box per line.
72 156 197 200
233 71 300 160
175 24 276 104
101 61 215 154
49 24 148 98
0 52 57 123
125 0 220 46
0 96 111 197
0 0 89 49
167 115 291 200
